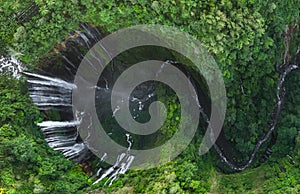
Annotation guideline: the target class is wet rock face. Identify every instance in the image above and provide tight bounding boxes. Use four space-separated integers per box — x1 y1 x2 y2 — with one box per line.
23 24 100 162
26 22 300 176
26 24 111 163
25 24 139 183
26 23 207 162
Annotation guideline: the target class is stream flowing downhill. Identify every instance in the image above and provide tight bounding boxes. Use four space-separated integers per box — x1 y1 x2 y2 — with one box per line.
23 23 157 185
3 22 296 184
212 62 299 171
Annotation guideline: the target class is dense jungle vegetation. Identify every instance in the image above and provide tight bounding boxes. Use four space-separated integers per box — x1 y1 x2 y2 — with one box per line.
0 0 300 193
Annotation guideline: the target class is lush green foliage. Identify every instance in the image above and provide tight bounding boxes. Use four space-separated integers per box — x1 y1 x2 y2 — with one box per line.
1 0 298 158
0 0 82 65
0 0 299 193
218 158 300 193
0 77 90 193
79 0 300 165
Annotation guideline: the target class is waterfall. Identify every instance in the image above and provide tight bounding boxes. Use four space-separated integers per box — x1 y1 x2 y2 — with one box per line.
0 56 25 79
54 143 90 160
208 53 300 171
25 72 75 110
25 22 300 184
207 27 300 171
24 23 142 185
27 72 93 161
26 65 92 161
93 134 135 186
37 120 86 159
24 72 76 89
37 121 80 132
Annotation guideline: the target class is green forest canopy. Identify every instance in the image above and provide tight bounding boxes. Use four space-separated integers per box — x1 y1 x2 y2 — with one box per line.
0 0 300 193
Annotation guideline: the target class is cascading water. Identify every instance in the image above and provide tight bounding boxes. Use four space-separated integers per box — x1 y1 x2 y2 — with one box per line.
208 25 300 171
93 134 135 186
25 72 75 109
0 56 25 79
24 22 299 185
24 24 102 164
211 62 299 171
25 75 89 161
25 23 161 184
